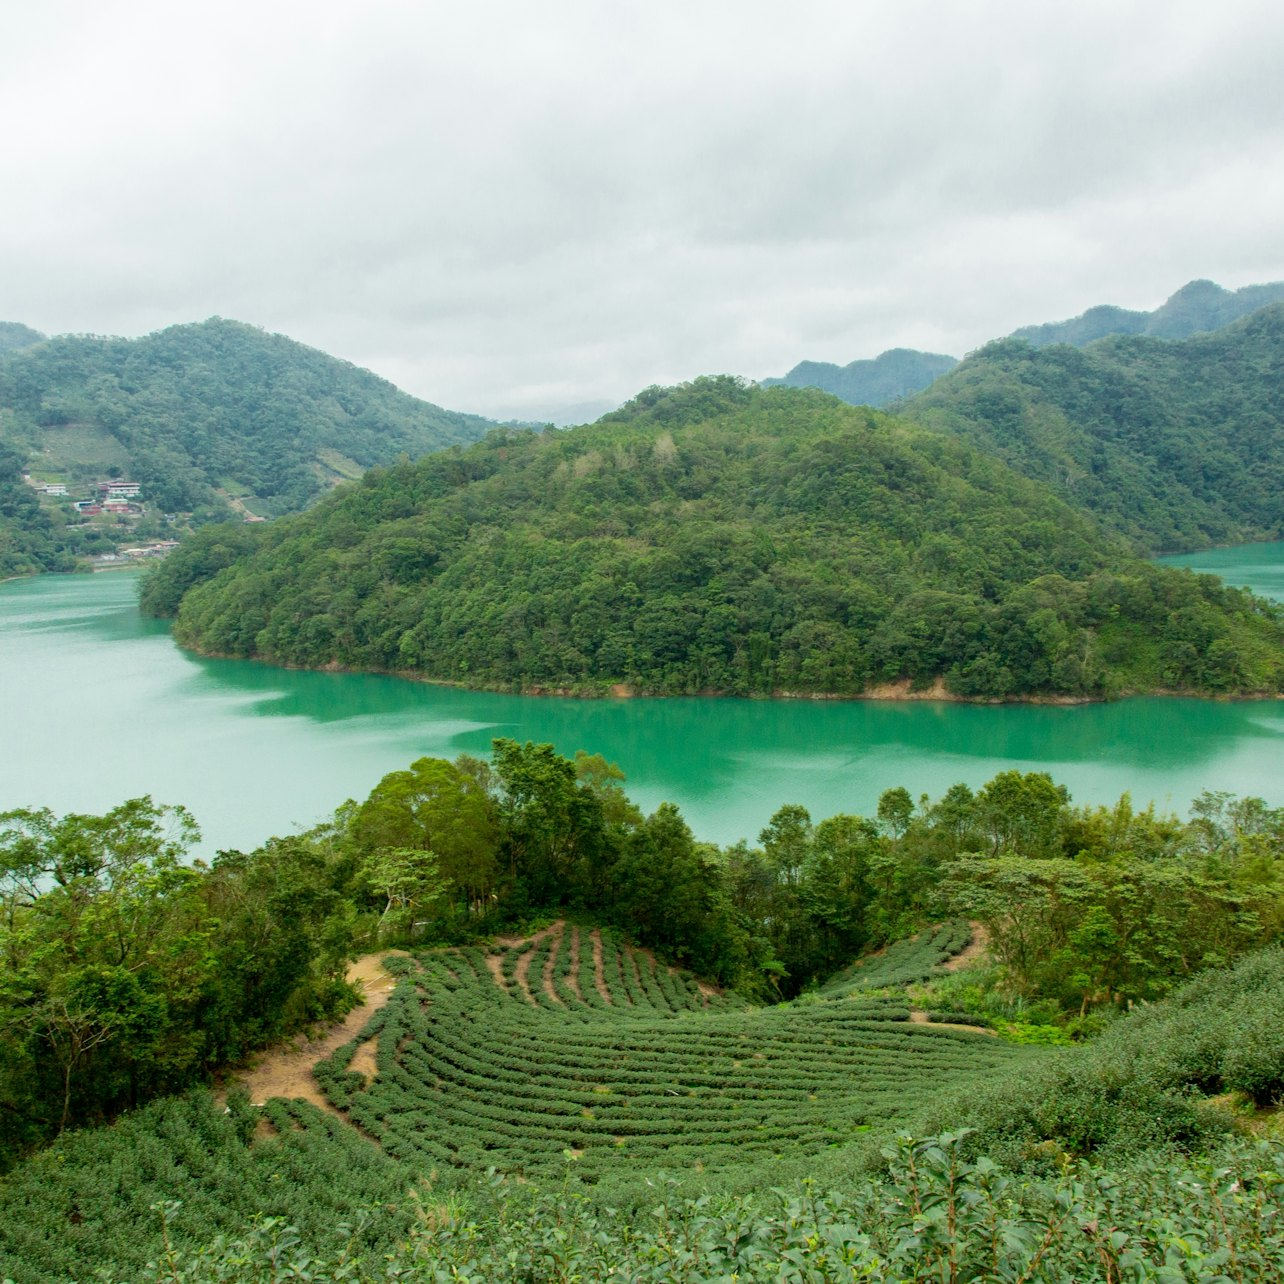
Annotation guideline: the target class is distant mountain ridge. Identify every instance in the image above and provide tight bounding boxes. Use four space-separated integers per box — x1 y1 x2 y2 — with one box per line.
760 348 958 408
1010 278 1284 348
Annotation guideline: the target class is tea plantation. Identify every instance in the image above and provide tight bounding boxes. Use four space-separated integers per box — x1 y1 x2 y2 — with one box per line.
312 923 1033 1189
3 928 1284 1281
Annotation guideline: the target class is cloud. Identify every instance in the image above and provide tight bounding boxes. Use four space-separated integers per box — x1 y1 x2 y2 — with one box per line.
3 0 1283 419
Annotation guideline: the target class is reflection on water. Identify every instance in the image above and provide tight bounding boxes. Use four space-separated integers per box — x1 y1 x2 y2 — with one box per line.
2 555 1282 855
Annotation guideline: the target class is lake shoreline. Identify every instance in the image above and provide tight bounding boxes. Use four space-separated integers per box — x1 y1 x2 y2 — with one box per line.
166 639 1283 706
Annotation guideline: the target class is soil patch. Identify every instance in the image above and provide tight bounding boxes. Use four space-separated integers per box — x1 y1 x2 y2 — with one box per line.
234 952 404 1115
350 1034 380 1080
909 1008 996 1036
941 923 990 972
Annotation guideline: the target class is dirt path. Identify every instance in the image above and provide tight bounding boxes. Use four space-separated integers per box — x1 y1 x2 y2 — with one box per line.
590 928 613 1004
909 1008 996 1036
942 922 990 972
234 953 403 1114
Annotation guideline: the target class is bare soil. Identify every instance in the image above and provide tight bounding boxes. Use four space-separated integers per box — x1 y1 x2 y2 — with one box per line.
941 923 990 972
233 952 403 1114
909 1008 996 1036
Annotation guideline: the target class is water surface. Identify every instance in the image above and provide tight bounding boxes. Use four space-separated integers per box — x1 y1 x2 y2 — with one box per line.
2 551 1282 853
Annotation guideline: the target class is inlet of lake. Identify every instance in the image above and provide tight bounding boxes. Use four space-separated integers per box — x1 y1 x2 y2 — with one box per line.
2 540 1282 854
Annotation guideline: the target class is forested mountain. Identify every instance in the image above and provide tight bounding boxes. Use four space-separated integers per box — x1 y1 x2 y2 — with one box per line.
0 441 79 576
0 318 495 518
760 347 958 407
142 376 1284 700
1010 277 1284 348
904 303 1284 552
0 322 44 354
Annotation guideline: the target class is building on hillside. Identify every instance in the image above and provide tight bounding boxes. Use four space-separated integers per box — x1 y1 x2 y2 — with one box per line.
40 483 68 496
96 480 142 501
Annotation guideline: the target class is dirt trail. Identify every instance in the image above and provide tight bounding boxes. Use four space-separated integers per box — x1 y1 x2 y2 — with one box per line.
909 1008 996 1036
590 928 613 1003
942 923 990 972
234 952 403 1114
541 922 565 1003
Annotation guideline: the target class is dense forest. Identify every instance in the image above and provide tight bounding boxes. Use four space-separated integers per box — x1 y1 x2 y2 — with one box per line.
905 303 1284 552
3 744 1283 1278
141 376 1284 699
0 318 495 519
0 442 79 576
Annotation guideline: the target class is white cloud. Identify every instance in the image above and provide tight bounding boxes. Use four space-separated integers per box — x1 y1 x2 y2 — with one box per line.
3 0 1283 420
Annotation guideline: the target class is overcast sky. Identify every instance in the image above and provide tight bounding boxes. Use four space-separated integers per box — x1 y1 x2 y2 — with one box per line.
4 1 1284 422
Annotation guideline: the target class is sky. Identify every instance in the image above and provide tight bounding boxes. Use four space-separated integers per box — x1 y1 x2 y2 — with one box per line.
4 1 1284 424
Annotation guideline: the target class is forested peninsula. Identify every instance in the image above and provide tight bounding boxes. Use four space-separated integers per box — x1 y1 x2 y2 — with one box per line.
142 377 1284 700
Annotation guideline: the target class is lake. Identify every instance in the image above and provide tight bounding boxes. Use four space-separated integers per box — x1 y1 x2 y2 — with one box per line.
2 544 1282 853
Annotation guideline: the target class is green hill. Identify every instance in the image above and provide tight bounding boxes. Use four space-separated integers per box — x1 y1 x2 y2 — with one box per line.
1010 277 1284 348
904 303 1284 552
0 322 44 355
142 376 1284 700
0 318 495 521
760 347 958 406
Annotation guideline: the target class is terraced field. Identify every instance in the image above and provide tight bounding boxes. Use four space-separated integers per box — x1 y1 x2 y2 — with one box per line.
312 922 1037 1184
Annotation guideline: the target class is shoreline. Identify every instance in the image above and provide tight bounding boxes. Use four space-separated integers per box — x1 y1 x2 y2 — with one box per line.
171 640 1283 706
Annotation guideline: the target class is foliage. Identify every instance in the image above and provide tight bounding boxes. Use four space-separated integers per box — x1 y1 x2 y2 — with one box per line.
907 302 1284 551
0 318 493 519
0 440 81 576
105 1133 1284 1283
0 802 360 1168
145 376 1284 698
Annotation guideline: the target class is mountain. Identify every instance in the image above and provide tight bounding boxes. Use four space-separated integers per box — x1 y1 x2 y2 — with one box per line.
904 302 1284 553
760 347 958 406
1010 278 1284 348
0 318 496 520
0 322 45 355
760 279 1284 411
142 376 1284 701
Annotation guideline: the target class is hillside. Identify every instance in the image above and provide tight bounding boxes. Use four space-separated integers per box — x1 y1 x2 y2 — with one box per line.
4 929 1282 1280
0 318 495 522
760 346 958 406
1010 277 1284 348
905 303 1284 552
142 376 1284 700
0 322 44 355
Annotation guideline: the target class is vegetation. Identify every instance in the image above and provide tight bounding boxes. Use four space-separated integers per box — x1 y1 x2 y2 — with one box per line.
761 346 958 406
0 317 494 522
906 303 1284 552
0 441 81 576
2 741 1284 1279
0 800 359 1164
140 376 1284 699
